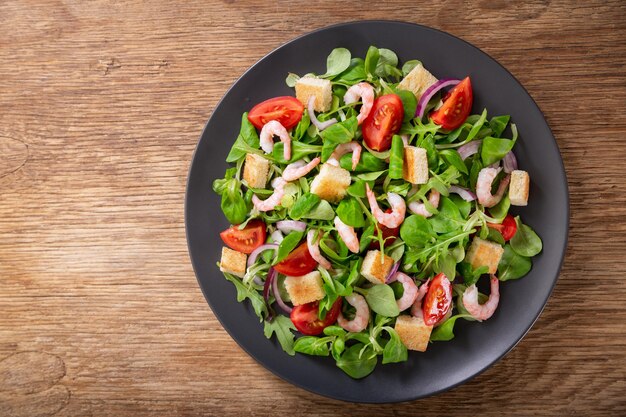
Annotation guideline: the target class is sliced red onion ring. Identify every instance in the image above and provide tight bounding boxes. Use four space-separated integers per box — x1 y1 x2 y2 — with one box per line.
458 140 482 160
308 97 337 130
276 220 306 234
415 78 461 119
449 185 477 201
271 273 292 313
270 230 284 244
385 262 400 283
247 243 278 267
503 151 518 173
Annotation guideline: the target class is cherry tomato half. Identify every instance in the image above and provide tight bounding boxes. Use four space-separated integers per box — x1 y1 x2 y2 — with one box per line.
486 214 518 241
220 220 267 254
362 94 404 151
273 242 318 276
290 298 342 335
369 209 400 249
430 77 473 130
422 273 453 326
247 96 304 130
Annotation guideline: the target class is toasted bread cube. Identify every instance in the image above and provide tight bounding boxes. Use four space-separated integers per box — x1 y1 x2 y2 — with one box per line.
219 247 247 278
295 76 332 112
397 63 438 100
403 146 429 184
310 163 351 203
361 250 395 285
465 237 504 275
394 315 433 352
243 153 270 189
509 170 530 206
284 271 325 306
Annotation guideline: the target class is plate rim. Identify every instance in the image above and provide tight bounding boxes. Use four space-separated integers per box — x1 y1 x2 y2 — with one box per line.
184 19 570 403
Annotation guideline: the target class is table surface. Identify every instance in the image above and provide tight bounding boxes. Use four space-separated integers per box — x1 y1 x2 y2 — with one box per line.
1 1 625 415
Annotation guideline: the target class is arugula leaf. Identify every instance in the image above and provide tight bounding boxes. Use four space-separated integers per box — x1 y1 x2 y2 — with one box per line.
226 113 261 162
440 149 469 175
275 231 304 264
293 336 332 356
510 217 543 257
336 197 366 227
400 215 434 247
222 273 267 321
336 343 377 379
430 314 473 341
362 285 400 317
263 315 297 355
213 168 248 225
498 244 532 281
293 111 311 141
429 196 465 233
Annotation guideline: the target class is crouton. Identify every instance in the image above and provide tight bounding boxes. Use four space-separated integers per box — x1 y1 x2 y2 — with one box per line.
310 163 351 203
394 314 433 352
509 170 530 206
284 271 325 306
465 237 504 275
397 63 438 101
361 250 395 285
403 146 429 184
219 247 247 278
243 153 270 189
295 76 332 112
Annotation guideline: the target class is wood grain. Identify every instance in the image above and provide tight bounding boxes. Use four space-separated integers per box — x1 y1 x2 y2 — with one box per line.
1 0 625 415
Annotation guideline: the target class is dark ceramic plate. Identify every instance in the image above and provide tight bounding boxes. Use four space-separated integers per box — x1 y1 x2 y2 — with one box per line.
185 21 568 403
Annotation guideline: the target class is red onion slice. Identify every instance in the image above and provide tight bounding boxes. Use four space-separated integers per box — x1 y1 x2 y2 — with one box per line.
449 185 477 201
308 97 337 130
270 230 284 244
247 243 278 267
276 220 306 234
458 140 482 160
503 151 518 173
385 262 400 283
271 273 293 314
415 78 461 119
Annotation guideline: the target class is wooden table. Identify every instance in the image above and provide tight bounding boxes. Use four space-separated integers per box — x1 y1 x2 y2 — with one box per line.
1 1 625 415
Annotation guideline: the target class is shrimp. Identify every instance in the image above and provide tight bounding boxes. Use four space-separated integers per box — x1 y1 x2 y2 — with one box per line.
337 293 370 333
410 279 430 318
307 229 331 269
334 216 360 253
462 275 500 321
343 82 375 124
408 190 441 218
476 167 511 208
259 120 291 160
327 141 362 170
394 272 419 311
251 177 286 212
282 157 320 181
365 184 406 229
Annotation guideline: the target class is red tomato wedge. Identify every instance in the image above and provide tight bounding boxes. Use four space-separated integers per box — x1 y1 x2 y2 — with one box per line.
273 242 318 276
220 220 267 254
362 94 404 151
247 96 304 130
369 209 400 249
290 298 342 335
430 77 473 130
422 273 453 326
487 214 518 241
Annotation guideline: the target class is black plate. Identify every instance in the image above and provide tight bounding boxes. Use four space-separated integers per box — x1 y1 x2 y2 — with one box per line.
185 21 569 403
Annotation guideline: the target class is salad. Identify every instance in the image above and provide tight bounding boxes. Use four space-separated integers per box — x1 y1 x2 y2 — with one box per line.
212 46 543 379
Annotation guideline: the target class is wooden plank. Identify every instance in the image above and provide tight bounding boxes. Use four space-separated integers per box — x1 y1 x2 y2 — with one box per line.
0 0 625 415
